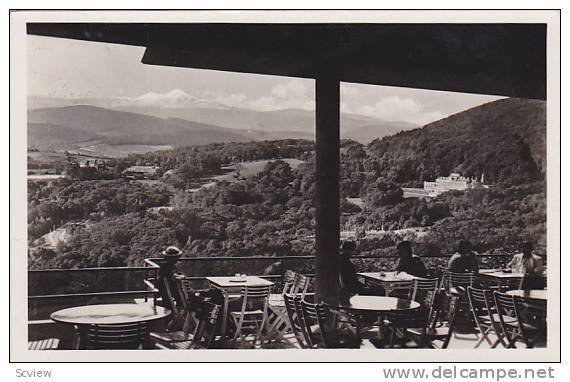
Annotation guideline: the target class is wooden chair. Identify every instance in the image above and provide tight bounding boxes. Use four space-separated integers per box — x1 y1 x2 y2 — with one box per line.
467 287 507 348
229 285 271 348
439 272 476 333
283 294 309 348
409 278 439 305
292 273 312 298
269 270 297 304
167 301 223 349
282 270 298 293
158 274 189 331
87 323 150 349
267 270 298 340
513 295 547 348
150 293 213 348
406 293 462 348
383 307 430 348
493 291 524 348
298 300 359 348
440 271 476 294
28 338 60 350
387 280 415 299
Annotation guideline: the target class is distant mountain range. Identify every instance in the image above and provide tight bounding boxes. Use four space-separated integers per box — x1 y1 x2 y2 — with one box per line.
27 90 418 151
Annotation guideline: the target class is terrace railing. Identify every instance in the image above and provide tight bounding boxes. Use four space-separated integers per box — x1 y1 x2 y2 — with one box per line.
28 252 517 316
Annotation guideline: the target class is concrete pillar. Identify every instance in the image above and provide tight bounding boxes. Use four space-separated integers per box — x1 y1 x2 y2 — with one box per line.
314 77 340 304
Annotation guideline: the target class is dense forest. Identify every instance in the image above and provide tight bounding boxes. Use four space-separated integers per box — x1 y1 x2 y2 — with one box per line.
28 98 546 271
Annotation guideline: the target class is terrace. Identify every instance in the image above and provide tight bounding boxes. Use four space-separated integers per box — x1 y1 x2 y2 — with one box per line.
24 21 550 355
28 252 547 350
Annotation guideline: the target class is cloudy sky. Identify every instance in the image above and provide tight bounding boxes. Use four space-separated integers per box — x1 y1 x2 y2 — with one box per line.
28 35 502 126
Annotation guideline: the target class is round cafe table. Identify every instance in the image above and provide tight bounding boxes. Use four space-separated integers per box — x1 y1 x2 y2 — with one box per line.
51 303 171 349
335 296 420 346
336 295 420 312
506 289 548 300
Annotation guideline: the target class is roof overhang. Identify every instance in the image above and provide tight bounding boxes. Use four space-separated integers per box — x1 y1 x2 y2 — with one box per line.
27 22 546 99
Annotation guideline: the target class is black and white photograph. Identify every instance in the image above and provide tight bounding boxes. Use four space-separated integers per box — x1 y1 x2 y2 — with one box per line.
9 10 561 363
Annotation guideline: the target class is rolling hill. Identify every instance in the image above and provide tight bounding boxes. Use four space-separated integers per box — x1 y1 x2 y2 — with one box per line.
366 97 546 185
28 92 417 141
343 121 418 144
27 105 252 150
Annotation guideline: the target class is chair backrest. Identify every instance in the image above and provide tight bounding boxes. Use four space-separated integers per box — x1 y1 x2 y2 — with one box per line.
283 294 308 348
386 308 430 330
239 285 271 314
299 299 331 348
441 271 475 293
512 295 547 345
293 295 311 346
292 274 311 297
493 291 521 345
191 301 222 349
282 270 298 294
467 286 493 313
159 275 189 330
87 322 149 350
409 278 439 302
467 286 503 340
241 285 272 298
388 280 415 299
493 291 517 318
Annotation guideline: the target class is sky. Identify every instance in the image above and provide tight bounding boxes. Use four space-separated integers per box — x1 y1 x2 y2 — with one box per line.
27 35 503 126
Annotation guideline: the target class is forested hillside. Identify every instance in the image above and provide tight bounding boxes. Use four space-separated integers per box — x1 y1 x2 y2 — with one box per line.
28 98 547 273
364 98 545 187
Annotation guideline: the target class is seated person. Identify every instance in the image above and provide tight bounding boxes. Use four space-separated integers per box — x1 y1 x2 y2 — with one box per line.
447 240 479 273
157 246 186 308
507 241 543 275
395 241 428 278
338 241 384 296
338 241 363 295
507 241 545 289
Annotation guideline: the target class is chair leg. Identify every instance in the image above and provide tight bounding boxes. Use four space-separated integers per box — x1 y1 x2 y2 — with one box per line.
231 316 242 347
474 327 494 348
388 326 396 348
256 313 268 347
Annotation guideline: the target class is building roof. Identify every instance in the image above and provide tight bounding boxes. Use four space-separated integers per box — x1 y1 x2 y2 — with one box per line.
27 23 546 99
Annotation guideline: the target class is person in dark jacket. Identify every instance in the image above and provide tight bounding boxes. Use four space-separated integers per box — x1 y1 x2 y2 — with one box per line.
338 241 362 295
447 240 479 273
395 241 428 278
338 241 385 296
157 246 186 310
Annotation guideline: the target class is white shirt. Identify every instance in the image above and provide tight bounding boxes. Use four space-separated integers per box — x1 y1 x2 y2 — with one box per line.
507 253 544 275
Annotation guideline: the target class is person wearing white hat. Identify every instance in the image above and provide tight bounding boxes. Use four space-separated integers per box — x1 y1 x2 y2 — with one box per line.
162 245 183 258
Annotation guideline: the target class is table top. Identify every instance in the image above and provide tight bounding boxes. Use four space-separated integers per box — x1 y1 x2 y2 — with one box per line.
50 303 171 326
206 275 274 288
358 271 421 283
479 269 525 279
506 289 548 300
336 295 420 312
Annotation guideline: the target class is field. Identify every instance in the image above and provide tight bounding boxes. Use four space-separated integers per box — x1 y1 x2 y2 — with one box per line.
188 158 305 192
77 144 174 158
213 158 305 182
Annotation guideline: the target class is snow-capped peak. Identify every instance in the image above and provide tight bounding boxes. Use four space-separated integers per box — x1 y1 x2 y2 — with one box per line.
135 89 195 103
129 89 230 109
